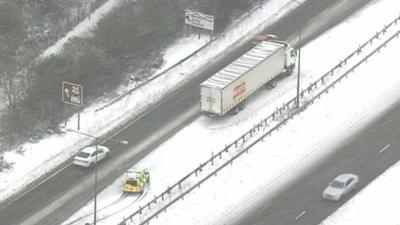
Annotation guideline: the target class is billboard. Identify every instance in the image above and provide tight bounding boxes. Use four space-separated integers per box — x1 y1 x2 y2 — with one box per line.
185 9 214 31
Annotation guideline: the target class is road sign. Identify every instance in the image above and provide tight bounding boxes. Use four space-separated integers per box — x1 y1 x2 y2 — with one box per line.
185 9 214 31
62 81 83 106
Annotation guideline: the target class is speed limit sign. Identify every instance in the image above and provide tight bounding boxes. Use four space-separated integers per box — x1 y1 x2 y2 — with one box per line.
62 81 83 106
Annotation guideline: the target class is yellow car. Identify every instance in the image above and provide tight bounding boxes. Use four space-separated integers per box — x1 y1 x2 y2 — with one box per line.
122 169 150 193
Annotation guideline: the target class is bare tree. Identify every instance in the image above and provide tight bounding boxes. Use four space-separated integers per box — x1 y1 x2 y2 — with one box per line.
0 1 24 150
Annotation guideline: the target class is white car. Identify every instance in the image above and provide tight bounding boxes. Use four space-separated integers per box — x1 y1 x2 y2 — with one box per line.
73 145 110 168
323 173 359 201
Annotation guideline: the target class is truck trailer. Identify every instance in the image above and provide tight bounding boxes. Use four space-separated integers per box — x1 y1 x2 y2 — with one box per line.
200 40 297 117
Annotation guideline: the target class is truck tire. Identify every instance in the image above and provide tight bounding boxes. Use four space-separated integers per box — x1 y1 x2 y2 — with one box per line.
230 106 240 115
286 65 295 76
230 100 246 116
238 100 247 110
266 78 277 89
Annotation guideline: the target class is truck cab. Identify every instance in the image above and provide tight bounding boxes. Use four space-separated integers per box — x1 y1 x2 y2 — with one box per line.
285 46 297 75
253 33 297 75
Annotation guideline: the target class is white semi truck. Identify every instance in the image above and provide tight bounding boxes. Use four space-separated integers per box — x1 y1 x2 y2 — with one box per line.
200 39 297 117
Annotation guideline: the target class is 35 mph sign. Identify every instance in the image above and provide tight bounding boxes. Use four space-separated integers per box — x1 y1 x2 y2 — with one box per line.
62 81 83 106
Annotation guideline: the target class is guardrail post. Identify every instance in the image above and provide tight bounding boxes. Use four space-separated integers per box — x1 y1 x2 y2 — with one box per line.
211 152 214 166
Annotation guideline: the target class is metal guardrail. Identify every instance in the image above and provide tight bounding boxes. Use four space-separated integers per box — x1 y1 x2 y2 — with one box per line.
118 14 400 225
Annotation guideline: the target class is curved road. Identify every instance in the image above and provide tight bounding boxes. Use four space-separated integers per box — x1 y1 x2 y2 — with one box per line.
0 0 374 225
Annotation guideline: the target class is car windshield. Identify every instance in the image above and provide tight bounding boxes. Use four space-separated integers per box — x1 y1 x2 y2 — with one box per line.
330 180 345 188
126 179 137 186
77 152 90 158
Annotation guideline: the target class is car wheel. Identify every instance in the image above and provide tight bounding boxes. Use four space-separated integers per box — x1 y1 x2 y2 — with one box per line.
90 162 94 167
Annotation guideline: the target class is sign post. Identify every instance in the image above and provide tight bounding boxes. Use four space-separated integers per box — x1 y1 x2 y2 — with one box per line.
62 81 83 130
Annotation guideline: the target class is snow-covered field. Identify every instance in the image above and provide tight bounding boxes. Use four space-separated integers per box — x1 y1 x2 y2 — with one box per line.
61 0 400 225
0 0 305 206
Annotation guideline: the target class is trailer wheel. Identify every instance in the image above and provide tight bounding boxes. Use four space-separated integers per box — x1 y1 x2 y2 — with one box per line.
230 100 246 116
238 100 247 110
266 78 277 89
230 106 240 115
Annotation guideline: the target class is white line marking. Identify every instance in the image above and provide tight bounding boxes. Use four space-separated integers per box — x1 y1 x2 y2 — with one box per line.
258 204 271 214
295 210 306 220
0 162 72 211
379 144 390 153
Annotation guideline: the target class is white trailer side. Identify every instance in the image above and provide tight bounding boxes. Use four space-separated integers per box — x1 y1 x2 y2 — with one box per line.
200 41 286 117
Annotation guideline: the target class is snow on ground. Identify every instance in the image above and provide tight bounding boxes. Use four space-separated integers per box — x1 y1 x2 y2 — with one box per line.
62 0 400 225
0 0 304 205
154 35 208 73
